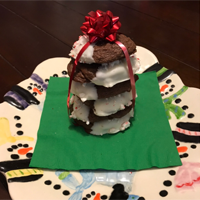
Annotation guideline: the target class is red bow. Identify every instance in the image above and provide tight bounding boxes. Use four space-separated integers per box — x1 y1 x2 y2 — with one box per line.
80 10 121 43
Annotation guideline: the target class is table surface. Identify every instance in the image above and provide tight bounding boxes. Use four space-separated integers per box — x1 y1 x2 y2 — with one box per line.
0 1 199 199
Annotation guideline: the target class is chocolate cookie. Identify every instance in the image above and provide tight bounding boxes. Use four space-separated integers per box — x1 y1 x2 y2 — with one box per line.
68 56 139 87
67 59 98 83
70 101 133 123
71 79 133 101
69 34 136 64
93 34 136 63
73 108 133 135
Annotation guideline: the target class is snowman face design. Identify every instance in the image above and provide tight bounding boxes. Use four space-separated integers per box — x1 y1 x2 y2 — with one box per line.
27 82 44 97
7 142 33 160
4 58 69 111
159 74 184 98
175 140 199 161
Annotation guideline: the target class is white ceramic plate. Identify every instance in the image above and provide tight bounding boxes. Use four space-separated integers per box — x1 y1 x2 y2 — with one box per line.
0 47 200 200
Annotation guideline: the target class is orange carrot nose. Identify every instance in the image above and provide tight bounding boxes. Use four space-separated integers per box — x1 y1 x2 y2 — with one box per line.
160 84 169 92
33 88 42 95
93 193 101 200
177 146 188 153
18 147 33 155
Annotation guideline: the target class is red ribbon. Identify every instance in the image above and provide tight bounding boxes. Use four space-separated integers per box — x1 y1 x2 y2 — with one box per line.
115 41 136 108
67 10 136 112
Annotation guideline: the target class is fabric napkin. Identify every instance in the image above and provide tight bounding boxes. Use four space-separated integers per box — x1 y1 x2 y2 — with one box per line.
30 72 182 170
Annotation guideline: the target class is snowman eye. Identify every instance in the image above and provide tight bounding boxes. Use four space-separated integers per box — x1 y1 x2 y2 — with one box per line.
166 79 172 84
62 70 67 75
175 142 180 146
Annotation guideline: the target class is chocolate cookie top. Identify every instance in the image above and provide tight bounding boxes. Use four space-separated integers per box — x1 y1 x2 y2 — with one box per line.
93 34 136 63
69 34 136 64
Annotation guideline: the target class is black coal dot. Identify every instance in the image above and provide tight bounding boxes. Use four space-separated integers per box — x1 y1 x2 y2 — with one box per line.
163 180 172 187
45 79 49 83
175 98 181 104
86 194 91 198
101 195 108 199
14 116 20 120
62 70 68 75
37 85 41 89
32 92 37 96
40 88 43 92
7 148 13 152
11 145 18 149
53 74 58 77
23 144 29 148
166 79 172 84
34 83 37 86
169 89 173 92
53 184 61 190
17 131 23 135
27 86 32 90
161 93 164 96
11 154 19 159
171 85 175 88
169 170 176 176
191 145 197 149
188 113 194 118
182 105 188 110
30 83 33 85
159 190 168 197
18 143 22 147
180 155 183 158
165 92 169 95
91 191 95 195
175 142 180 146
16 123 22 128
26 153 33 158
138 197 145 200
183 153 188 158
63 190 70 195
82 198 87 200
44 180 52 185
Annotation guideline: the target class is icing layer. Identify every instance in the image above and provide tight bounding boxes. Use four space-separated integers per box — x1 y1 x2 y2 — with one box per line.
71 81 98 102
69 35 95 64
93 91 132 116
92 55 140 87
70 95 90 125
91 109 133 135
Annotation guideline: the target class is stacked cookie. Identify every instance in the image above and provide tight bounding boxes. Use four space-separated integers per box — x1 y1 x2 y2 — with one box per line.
67 34 140 135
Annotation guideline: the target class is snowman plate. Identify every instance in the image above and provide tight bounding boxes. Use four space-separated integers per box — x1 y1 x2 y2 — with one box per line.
0 47 200 200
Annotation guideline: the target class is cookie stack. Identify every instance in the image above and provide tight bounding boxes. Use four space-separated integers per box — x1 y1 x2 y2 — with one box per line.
67 34 140 135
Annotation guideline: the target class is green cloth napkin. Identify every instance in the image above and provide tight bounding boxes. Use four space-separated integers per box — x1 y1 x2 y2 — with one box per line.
30 72 182 170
